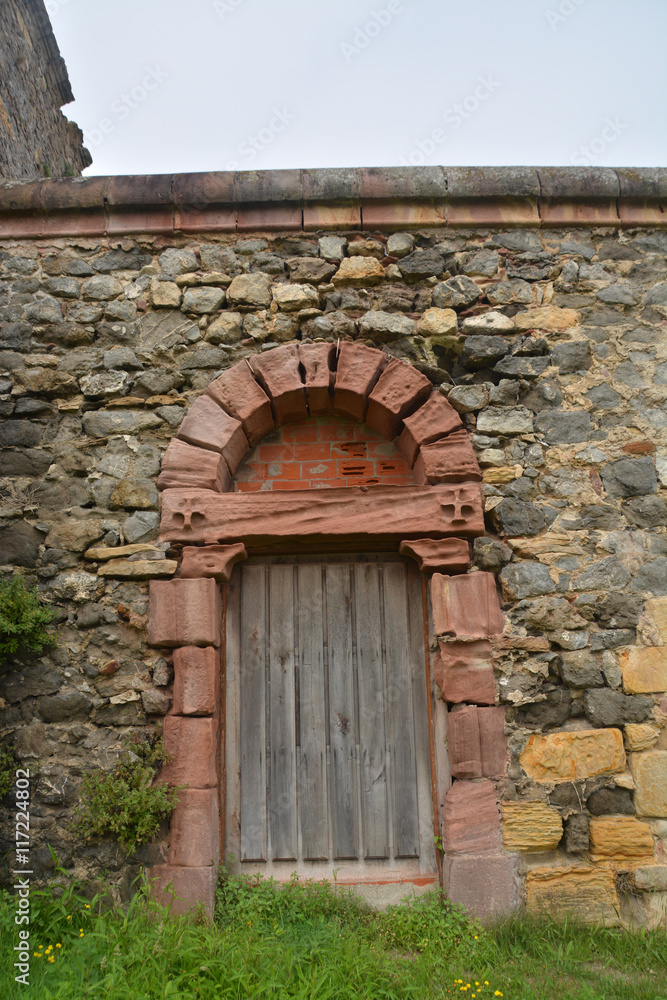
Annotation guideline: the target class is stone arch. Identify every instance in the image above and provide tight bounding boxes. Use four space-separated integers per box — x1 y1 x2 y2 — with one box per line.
156 341 481 494
147 340 512 919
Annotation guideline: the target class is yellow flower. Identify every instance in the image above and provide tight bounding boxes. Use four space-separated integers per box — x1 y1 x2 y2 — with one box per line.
48 956 55 964
67 915 71 921
46 946 52 953
85 904 90 909
494 993 503 997
56 943 62 949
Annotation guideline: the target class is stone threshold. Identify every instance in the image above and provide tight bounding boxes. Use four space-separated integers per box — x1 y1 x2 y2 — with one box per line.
0 166 665 237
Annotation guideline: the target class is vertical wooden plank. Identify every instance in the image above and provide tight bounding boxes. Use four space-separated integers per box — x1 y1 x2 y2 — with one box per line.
382 562 420 858
224 570 242 867
407 564 437 873
268 565 297 860
240 564 267 861
354 563 389 859
296 564 329 860
325 563 358 860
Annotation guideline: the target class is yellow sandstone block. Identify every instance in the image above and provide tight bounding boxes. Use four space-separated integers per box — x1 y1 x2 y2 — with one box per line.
589 816 654 861
624 724 660 752
630 751 667 817
501 802 563 852
520 729 625 783
620 646 667 694
526 865 620 925
645 597 667 643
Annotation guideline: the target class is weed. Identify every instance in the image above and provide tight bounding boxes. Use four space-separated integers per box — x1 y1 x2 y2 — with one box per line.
71 725 183 854
0 574 56 664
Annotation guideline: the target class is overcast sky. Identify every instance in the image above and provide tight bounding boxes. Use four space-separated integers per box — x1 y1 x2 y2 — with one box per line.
50 0 667 177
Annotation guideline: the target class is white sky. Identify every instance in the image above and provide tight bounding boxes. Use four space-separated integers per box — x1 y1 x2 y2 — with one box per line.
49 0 667 177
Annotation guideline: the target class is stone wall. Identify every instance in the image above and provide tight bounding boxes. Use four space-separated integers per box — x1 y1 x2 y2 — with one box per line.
0 168 666 924
0 0 91 179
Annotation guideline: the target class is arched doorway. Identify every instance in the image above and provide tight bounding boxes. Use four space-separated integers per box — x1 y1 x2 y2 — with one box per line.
148 341 505 916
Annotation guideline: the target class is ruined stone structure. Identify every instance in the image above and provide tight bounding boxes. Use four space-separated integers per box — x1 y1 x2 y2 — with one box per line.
0 0 91 179
0 166 666 927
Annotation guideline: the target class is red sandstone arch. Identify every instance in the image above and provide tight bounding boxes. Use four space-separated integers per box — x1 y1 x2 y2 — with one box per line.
147 341 510 920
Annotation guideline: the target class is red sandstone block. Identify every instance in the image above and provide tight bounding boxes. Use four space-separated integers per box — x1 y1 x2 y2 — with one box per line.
378 476 413 486
448 704 507 779
619 199 667 226
252 344 308 425
434 640 495 705
147 863 217 921
443 853 519 920
346 477 381 488
413 430 482 485
448 705 482 779
161 716 218 789
172 645 219 715
106 207 174 235
149 578 220 648
447 197 539 227
366 359 431 439
206 364 275 448
478 706 507 777
430 572 504 637
42 209 109 237
362 199 446 229
237 204 302 231
181 542 247 582
539 199 619 226
442 779 501 854
157 439 231 492
174 206 237 232
399 538 471 575
168 788 220 867
397 392 463 467
303 202 361 230
333 342 387 421
300 342 335 414
178 395 249 474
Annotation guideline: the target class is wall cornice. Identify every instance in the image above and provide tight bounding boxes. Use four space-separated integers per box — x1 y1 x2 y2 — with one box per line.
0 166 665 238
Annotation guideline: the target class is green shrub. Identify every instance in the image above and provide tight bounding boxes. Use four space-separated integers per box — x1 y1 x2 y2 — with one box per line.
0 574 56 664
71 725 183 855
0 742 17 797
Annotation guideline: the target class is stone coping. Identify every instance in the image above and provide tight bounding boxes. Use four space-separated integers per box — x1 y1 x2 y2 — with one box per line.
0 166 665 237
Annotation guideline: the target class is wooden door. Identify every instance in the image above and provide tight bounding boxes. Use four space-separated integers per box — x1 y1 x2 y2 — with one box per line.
224 555 437 883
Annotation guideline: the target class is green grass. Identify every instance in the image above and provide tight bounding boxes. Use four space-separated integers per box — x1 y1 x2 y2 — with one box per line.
1 871 666 999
